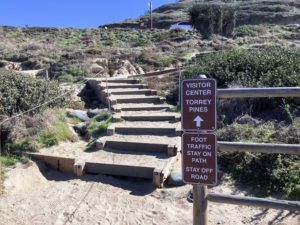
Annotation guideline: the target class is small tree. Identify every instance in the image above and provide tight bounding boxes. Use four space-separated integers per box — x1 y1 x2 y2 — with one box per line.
189 3 237 38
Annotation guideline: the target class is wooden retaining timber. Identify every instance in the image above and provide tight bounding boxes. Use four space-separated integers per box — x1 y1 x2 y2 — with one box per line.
218 87 300 98
129 68 178 78
207 193 300 211
153 152 181 188
85 163 154 179
113 104 172 112
109 89 157 95
218 142 300 155
108 126 176 136
27 153 75 173
96 138 178 156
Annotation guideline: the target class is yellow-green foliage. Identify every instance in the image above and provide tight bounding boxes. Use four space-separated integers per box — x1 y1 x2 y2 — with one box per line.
217 122 275 143
236 25 266 37
88 111 112 135
0 155 19 167
6 109 77 152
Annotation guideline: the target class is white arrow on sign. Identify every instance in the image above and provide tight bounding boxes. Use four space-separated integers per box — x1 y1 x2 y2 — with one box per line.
194 116 204 127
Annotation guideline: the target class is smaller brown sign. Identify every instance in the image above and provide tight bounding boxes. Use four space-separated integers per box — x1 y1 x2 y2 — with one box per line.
181 79 217 131
182 133 217 185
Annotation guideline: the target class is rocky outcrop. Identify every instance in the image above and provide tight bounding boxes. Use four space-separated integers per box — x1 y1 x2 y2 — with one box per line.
88 57 144 77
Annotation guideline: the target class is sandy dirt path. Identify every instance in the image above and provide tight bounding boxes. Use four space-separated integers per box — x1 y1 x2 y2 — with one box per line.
0 161 299 225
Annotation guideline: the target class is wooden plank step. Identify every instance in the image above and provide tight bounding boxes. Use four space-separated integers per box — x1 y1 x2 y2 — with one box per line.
111 96 164 104
85 162 155 179
104 79 139 84
113 104 172 112
115 114 180 122
110 89 157 96
108 126 176 135
96 138 178 156
100 83 146 89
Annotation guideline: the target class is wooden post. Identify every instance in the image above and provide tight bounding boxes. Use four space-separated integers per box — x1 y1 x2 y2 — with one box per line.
149 1 153 29
193 185 208 225
178 63 182 107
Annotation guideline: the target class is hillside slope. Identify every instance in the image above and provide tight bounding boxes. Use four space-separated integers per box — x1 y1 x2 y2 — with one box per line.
102 0 300 29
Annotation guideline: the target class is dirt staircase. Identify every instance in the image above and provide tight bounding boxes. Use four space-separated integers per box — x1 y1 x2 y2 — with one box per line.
94 77 181 187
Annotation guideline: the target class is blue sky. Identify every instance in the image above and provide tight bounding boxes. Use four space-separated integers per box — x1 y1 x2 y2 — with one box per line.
0 0 176 28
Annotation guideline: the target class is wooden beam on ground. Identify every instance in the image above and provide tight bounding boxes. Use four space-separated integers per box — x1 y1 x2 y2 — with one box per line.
27 152 75 173
207 193 300 211
218 142 300 155
218 87 300 98
129 68 178 78
85 162 154 179
162 152 181 181
153 152 181 188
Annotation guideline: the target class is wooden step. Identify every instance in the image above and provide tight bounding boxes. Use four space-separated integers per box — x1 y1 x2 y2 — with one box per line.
96 138 178 156
113 104 172 112
108 125 176 136
100 83 146 89
110 96 164 104
110 89 157 96
115 114 180 122
105 79 139 84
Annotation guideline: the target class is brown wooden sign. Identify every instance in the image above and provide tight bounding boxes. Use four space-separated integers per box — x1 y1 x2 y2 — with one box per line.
182 133 217 185
181 79 217 131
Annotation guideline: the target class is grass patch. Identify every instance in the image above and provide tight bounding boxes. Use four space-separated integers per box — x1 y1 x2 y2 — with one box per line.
6 109 78 152
87 111 112 135
170 107 181 113
0 155 19 167
217 122 275 143
236 25 266 37
135 53 179 70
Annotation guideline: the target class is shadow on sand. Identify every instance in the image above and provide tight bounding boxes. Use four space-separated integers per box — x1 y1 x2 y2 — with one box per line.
35 160 156 196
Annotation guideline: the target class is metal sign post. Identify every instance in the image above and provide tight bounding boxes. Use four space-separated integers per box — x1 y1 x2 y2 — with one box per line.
181 77 217 225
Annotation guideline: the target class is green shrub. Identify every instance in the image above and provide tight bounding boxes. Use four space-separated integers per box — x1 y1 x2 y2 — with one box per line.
135 53 178 69
218 121 300 199
0 69 66 117
236 25 266 37
0 155 19 167
185 46 300 88
88 111 112 135
189 3 237 38
6 138 40 152
5 109 77 152
219 152 300 199
66 66 86 82
39 132 58 147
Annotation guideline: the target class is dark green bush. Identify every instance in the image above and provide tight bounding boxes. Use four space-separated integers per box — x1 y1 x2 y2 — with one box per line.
189 3 237 38
219 152 300 199
0 69 66 116
185 46 300 88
